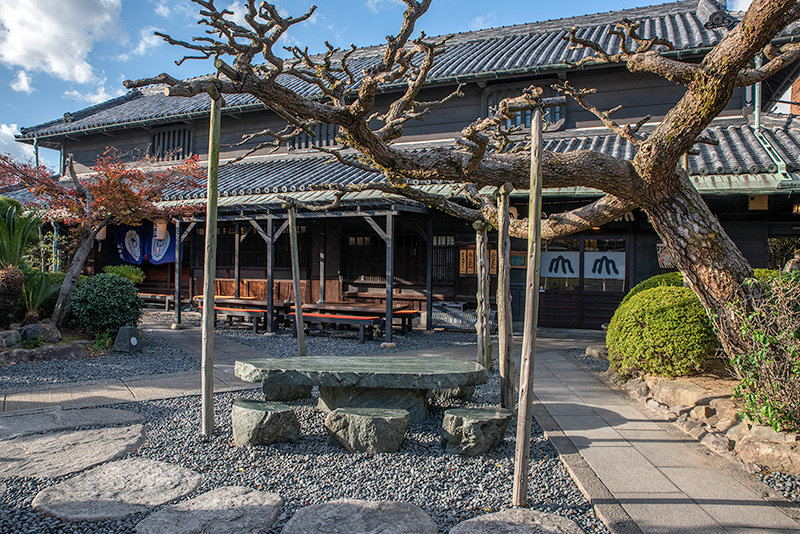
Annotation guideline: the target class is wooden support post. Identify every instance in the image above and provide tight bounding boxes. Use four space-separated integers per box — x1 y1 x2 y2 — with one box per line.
174 220 182 325
266 217 275 333
426 217 433 331
287 205 307 356
474 221 492 371
234 222 241 298
385 212 394 343
513 106 544 507
497 183 516 413
319 224 326 303
201 85 224 436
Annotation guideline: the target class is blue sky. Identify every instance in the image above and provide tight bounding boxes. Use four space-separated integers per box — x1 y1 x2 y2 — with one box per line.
0 0 756 166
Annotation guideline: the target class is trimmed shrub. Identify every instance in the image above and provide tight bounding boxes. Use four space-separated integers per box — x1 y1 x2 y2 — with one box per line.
607 286 719 378
620 271 683 306
69 273 142 336
103 264 145 284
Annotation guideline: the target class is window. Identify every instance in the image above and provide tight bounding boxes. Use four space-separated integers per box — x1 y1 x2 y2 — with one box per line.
288 123 340 150
485 85 565 131
541 239 580 290
432 235 456 284
149 127 192 161
583 239 626 292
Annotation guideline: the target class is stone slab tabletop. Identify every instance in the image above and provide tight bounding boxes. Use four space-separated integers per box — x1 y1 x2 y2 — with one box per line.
235 356 489 390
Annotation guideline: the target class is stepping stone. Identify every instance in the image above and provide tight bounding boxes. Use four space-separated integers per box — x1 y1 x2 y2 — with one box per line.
0 407 145 440
0 425 146 478
442 407 512 456
449 509 584 533
281 499 437 534
31 458 202 521
231 398 300 447
325 407 409 453
135 486 283 534
262 382 313 401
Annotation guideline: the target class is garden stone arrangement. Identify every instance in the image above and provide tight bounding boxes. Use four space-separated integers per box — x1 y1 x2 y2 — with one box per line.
0 377 609 533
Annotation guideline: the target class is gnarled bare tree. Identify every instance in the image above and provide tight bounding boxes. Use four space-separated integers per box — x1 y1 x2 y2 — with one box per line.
124 0 800 357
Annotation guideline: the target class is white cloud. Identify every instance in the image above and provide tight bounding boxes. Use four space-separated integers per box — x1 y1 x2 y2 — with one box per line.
469 12 497 31
366 0 401 14
729 0 751 11
10 71 33 94
0 124 34 161
0 0 122 84
224 2 249 27
118 26 163 61
152 0 194 19
63 77 126 105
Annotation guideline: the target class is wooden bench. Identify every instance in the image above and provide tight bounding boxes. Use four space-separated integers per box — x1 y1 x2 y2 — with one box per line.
199 306 267 333
137 292 175 311
288 312 381 344
392 309 420 334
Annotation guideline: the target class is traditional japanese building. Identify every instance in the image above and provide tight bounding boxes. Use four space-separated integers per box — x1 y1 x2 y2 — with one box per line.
13 0 800 329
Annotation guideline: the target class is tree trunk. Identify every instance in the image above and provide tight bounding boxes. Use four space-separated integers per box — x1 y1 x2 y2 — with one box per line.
639 172 753 357
51 229 99 328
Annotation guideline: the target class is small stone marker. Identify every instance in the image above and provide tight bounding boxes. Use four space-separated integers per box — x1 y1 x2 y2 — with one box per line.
0 407 145 440
442 407 512 456
135 486 284 534
281 499 437 534
0 425 146 478
262 382 313 401
31 458 202 521
449 509 584 533
113 325 142 352
231 398 300 447
325 407 409 453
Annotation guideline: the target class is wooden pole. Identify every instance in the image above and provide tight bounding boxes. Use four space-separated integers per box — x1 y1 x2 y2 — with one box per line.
497 183 516 413
234 222 241 298
385 212 394 343
266 217 275 333
319 224 326 303
174 220 182 325
287 204 307 356
474 221 492 371
426 217 433 331
201 85 224 436
513 106 544 506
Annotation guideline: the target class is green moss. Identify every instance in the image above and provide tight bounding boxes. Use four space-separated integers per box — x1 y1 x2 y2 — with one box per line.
607 286 719 378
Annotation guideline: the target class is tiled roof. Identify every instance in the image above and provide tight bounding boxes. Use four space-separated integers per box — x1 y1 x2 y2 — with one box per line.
21 0 782 140
154 118 800 204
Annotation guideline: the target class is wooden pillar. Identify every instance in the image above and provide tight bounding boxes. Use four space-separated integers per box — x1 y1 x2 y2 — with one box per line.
497 183 516 413
426 217 433 331
513 105 544 507
319 224 326 303
288 205 307 356
174 220 182 325
234 222 241 298
201 85 224 436
385 212 394 343
266 217 275 333
474 221 492 371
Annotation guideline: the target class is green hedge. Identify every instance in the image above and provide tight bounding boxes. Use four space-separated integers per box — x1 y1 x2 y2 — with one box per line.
620 271 683 306
102 264 145 284
69 273 142 336
607 286 719 378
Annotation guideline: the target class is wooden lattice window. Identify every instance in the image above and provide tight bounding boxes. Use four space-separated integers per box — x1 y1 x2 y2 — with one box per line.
149 127 193 161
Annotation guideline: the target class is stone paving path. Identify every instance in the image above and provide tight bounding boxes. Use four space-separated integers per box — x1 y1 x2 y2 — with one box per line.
2 321 800 533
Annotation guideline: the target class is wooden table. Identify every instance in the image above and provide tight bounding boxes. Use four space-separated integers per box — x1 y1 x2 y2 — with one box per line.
302 301 409 314
235 355 488 422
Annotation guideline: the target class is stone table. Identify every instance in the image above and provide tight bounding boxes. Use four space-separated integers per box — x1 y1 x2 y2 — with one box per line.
235 356 488 422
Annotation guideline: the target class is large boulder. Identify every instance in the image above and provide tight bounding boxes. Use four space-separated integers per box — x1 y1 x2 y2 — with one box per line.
231 398 300 447
648 379 709 408
325 407 409 453
281 499 437 534
735 438 800 475
442 408 512 456
450 509 584 533
18 323 61 343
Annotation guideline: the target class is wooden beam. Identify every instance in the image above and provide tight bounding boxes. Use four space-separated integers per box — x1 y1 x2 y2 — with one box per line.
384 212 394 343
426 217 433 331
180 221 196 243
266 217 275 333
234 222 241 298
174 220 182 325
474 221 492 371
249 219 272 245
287 204 307 356
363 215 389 243
497 183 516 414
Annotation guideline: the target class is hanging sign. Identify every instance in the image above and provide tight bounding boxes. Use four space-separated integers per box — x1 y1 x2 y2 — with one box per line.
112 225 146 265
541 251 579 278
147 222 176 265
584 251 626 280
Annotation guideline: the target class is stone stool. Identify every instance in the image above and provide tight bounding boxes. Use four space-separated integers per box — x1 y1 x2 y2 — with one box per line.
325 407 409 453
231 398 300 447
442 407 512 456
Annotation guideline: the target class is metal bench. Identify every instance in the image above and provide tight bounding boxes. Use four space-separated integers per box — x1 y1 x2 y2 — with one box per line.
288 312 381 344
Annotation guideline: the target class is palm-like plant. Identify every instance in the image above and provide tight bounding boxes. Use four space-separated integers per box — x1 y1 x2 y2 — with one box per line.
21 271 60 324
0 206 41 328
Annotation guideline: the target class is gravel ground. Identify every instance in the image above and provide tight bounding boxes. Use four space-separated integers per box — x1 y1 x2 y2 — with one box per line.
565 347 610 374
0 371 608 534
0 331 200 392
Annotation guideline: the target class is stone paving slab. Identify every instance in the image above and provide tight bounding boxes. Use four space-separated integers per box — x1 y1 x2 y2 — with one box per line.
0 406 144 439
450 508 584 533
31 458 202 521
280 499 437 534
0 424 146 478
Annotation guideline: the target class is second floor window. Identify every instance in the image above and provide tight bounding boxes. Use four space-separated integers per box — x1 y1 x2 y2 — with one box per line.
149 127 193 161
289 123 340 150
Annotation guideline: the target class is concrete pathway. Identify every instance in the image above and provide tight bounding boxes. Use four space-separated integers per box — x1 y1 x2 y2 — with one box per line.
2 321 800 534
